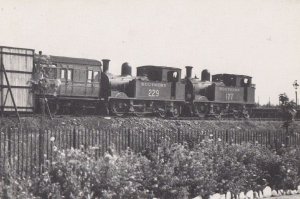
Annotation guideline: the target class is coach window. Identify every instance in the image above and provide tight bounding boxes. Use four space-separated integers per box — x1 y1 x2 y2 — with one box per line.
67 69 73 81
93 71 99 82
60 69 66 80
87 70 93 83
43 65 57 79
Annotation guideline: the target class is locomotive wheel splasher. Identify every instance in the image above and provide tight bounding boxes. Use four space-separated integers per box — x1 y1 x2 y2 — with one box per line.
110 100 128 117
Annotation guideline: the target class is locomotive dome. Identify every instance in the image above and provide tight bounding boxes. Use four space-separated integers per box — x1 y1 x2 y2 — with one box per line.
121 62 132 76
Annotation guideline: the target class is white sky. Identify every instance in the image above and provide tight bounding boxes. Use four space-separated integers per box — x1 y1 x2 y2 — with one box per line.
1 0 300 105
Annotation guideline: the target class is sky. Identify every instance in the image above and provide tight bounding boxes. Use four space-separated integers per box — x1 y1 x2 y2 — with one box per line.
0 0 300 105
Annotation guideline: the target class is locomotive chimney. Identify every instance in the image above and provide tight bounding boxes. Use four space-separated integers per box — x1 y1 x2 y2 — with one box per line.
121 62 132 76
185 66 193 79
102 59 110 73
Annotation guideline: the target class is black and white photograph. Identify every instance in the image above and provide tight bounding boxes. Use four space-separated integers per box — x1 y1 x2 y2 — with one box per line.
0 0 300 198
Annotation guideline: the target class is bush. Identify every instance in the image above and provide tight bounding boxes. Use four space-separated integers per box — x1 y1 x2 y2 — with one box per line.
1 141 300 199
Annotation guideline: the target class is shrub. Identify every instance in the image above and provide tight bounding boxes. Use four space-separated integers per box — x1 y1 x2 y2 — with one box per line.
1 140 300 199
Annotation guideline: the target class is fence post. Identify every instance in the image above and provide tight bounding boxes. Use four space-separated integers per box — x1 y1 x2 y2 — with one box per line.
268 131 271 147
225 130 229 144
285 136 290 147
7 127 11 165
39 128 44 174
127 129 131 148
73 127 76 149
177 128 181 144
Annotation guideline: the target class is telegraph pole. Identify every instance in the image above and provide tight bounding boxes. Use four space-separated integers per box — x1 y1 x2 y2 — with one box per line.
293 80 299 108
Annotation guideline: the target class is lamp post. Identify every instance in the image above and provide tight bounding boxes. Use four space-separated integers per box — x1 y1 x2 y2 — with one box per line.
293 80 299 108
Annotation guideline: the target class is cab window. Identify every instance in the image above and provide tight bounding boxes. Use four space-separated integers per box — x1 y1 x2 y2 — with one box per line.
167 71 179 82
147 70 162 81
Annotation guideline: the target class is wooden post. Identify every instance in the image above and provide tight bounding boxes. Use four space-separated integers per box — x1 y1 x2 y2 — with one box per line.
44 96 53 120
225 130 229 144
39 128 44 174
127 129 131 148
268 131 271 147
7 127 11 166
73 127 76 149
1 63 20 122
177 128 181 144
39 98 45 174
285 136 290 147
0 50 3 118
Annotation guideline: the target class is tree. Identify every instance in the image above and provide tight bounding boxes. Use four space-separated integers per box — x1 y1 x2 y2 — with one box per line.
279 93 297 134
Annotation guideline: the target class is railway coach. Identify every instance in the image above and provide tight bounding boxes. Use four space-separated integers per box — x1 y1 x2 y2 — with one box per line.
32 51 104 115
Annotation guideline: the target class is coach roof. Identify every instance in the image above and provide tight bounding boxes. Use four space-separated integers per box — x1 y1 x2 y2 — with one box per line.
36 54 102 66
50 55 102 66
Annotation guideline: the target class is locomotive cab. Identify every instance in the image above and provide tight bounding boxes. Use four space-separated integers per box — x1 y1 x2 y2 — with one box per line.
135 65 185 100
212 74 252 87
212 74 255 103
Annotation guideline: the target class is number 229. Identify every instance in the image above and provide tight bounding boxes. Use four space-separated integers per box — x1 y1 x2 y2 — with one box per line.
148 89 159 97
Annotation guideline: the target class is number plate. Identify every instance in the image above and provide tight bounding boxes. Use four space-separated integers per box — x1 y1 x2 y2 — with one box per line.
148 89 160 97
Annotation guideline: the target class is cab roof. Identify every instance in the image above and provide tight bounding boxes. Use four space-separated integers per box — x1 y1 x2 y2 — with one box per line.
213 73 252 78
137 65 181 71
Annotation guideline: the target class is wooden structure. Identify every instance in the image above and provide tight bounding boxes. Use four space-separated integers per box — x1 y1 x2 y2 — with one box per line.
0 46 35 114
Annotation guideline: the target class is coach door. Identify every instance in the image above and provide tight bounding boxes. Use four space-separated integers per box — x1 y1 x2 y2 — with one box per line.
86 69 100 97
59 68 73 96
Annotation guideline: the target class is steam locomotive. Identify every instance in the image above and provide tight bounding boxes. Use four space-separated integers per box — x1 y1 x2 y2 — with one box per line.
32 52 255 118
